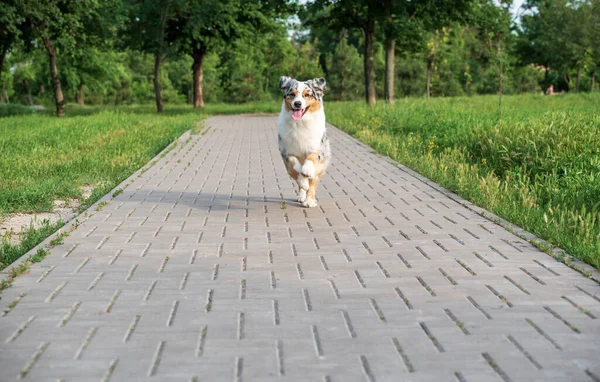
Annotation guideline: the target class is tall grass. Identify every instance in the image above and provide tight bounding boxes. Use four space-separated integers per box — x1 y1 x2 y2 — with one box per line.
326 93 600 268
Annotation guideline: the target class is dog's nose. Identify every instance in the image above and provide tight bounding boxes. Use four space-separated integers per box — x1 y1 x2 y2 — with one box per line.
293 101 302 109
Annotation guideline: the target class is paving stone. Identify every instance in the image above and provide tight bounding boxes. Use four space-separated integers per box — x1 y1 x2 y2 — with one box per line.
1 115 599 381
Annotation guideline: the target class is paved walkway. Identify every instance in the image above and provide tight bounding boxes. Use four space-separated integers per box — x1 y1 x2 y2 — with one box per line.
1 115 599 382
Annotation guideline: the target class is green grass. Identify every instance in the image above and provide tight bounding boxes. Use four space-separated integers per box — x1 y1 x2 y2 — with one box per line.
0 102 276 270
0 109 196 214
327 93 600 269
0 219 63 270
0 102 277 215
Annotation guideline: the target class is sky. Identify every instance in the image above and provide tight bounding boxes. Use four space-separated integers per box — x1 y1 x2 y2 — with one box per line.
510 0 528 20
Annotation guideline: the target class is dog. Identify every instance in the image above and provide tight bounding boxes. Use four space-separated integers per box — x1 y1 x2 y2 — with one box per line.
277 76 331 208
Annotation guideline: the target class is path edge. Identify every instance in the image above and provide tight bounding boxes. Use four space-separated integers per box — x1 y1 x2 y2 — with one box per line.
0 122 208 291
330 123 600 284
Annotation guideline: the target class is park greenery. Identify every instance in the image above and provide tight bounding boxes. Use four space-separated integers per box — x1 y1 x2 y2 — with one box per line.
1 0 599 114
327 93 600 269
0 1 599 272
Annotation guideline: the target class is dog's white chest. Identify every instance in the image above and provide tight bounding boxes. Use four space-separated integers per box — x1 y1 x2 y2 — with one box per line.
278 109 326 157
280 124 321 155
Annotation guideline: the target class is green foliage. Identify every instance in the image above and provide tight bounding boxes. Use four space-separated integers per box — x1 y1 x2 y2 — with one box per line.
0 106 197 214
0 218 64 269
1 0 599 108
327 93 600 268
326 38 364 100
518 0 600 92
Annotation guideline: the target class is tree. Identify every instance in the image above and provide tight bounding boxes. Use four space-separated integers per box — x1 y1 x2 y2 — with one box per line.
475 0 513 115
61 48 128 105
326 36 364 100
123 0 176 112
61 0 125 105
308 0 379 106
18 0 101 116
171 0 240 108
379 0 472 104
517 0 599 92
564 0 596 92
424 29 445 102
171 0 292 108
0 1 23 76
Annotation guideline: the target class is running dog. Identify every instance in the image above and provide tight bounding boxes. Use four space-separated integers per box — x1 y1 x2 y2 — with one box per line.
277 76 331 208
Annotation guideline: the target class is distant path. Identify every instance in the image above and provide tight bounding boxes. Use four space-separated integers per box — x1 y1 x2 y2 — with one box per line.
1 115 599 381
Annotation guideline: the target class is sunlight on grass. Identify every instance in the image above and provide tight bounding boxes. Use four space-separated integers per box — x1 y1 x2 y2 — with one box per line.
327 93 600 268
0 102 277 270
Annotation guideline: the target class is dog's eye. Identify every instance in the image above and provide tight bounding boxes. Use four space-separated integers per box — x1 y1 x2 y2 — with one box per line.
304 93 311 98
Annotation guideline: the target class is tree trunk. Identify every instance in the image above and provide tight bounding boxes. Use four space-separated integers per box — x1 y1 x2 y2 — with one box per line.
76 82 84 105
426 59 433 102
153 0 171 113
576 67 581 92
24 79 33 105
1 83 7 103
0 45 7 78
384 38 395 105
498 42 503 117
42 36 64 117
192 46 206 108
153 52 163 113
363 19 376 106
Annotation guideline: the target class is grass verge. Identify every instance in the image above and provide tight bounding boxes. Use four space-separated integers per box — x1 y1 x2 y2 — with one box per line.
0 219 65 270
0 102 276 271
327 93 600 269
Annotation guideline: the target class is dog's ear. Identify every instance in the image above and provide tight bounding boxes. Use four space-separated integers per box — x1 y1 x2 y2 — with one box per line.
279 76 294 94
308 77 326 98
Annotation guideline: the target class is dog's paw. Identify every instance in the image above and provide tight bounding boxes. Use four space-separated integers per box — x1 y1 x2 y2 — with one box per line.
297 189 307 203
302 197 318 208
300 161 315 179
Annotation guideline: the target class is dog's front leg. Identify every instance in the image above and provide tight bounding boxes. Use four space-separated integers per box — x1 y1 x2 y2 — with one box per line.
296 176 309 203
287 155 303 175
300 153 320 208
288 156 309 202
300 153 319 179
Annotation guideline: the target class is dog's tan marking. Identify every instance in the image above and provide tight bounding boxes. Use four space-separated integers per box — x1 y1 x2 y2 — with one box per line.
284 89 297 112
286 161 300 180
305 153 319 165
303 90 321 113
285 156 303 180
304 153 326 178
308 178 319 199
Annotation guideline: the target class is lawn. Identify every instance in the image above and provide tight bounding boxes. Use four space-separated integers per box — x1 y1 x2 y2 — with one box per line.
326 93 600 269
0 102 277 269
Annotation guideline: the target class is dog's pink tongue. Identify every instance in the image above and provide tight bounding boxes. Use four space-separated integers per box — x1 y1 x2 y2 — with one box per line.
292 109 303 120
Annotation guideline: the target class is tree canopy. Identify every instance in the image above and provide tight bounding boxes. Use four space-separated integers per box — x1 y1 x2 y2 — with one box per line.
1 0 598 114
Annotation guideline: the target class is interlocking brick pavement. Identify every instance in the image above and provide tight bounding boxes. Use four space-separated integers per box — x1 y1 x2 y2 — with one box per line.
1 115 599 382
